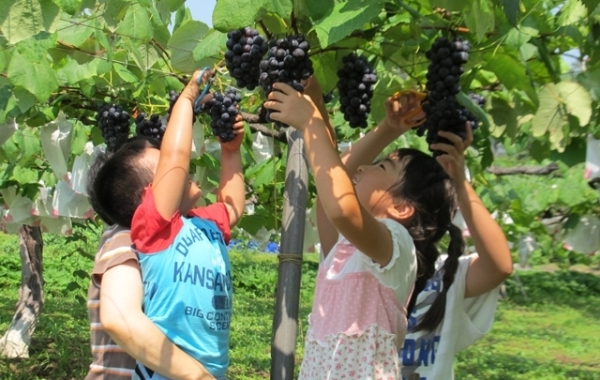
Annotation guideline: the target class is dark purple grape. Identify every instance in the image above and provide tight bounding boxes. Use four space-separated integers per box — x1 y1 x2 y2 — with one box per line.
258 33 314 123
135 112 166 141
224 27 268 91
421 36 475 155
205 87 240 143
336 53 377 128
96 103 131 152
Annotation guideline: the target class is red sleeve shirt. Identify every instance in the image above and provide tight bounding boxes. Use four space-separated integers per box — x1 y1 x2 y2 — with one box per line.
131 185 231 253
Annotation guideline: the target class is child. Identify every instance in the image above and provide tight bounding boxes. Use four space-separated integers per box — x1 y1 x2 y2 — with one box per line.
264 80 465 379
91 70 246 380
292 79 511 380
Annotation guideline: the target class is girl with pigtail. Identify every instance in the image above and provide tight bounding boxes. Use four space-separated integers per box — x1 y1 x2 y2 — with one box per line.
264 77 512 380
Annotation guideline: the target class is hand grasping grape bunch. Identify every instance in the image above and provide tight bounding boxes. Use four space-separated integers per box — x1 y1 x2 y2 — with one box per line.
96 104 131 152
135 113 165 141
336 53 377 128
205 87 242 142
418 36 474 153
225 28 268 91
258 34 314 122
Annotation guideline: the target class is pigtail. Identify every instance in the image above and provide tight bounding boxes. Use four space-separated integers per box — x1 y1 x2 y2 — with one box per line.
413 223 464 332
406 241 439 317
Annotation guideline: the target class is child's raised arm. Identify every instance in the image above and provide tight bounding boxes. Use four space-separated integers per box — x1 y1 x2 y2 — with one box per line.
432 125 513 297
216 115 246 227
341 93 424 174
152 70 213 220
265 83 396 266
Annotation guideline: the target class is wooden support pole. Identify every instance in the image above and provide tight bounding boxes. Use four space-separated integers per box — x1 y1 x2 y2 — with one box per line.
270 127 309 380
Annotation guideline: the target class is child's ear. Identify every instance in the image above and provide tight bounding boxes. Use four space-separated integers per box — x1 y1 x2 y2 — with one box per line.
388 201 414 223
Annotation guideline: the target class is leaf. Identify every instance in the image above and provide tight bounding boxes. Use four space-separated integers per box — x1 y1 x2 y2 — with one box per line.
102 0 130 29
12 166 38 184
581 0 598 11
13 88 37 113
58 58 101 84
261 0 293 19
115 4 153 43
558 0 587 26
167 0 185 12
168 20 209 73
504 26 538 48
113 63 138 83
486 54 530 90
213 0 262 32
532 81 592 151
577 64 600 101
465 0 495 42
0 0 61 44
296 0 334 21
94 18 113 61
313 0 383 48
503 0 519 26
128 40 160 72
488 96 519 138
70 122 88 156
429 0 466 12
56 17 94 47
7 50 58 102
310 51 338 94
192 29 227 66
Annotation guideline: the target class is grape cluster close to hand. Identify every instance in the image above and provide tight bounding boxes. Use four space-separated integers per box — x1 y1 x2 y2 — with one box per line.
96 104 131 152
258 34 314 121
419 36 473 152
225 28 268 91
135 113 165 141
205 87 242 142
336 53 377 128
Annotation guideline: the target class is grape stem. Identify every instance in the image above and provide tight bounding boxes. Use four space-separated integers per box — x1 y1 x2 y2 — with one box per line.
259 20 273 40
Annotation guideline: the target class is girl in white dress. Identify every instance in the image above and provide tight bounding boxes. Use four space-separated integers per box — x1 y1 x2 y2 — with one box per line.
265 79 471 380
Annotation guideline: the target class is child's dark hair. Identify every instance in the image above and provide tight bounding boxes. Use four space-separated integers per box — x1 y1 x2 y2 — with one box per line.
389 148 464 332
86 136 160 228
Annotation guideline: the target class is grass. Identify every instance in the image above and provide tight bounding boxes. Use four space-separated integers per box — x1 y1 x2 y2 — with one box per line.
1 231 599 379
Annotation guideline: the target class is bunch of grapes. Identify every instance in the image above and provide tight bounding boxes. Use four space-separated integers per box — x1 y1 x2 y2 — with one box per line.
204 87 242 142
418 36 472 151
258 34 313 95
166 89 198 124
465 92 485 129
134 113 165 140
96 104 131 152
225 28 268 91
336 53 378 128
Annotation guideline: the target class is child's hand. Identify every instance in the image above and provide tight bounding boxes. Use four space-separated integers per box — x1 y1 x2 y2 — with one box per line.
181 69 214 103
381 92 425 134
431 122 474 184
264 82 323 130
220 114 245 151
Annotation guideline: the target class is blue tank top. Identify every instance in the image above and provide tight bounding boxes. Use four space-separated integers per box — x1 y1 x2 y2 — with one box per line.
137 216 232 378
